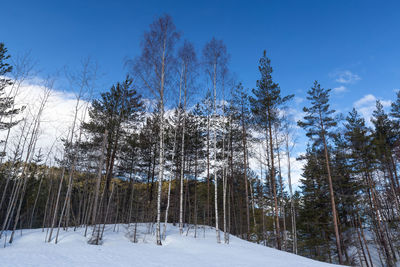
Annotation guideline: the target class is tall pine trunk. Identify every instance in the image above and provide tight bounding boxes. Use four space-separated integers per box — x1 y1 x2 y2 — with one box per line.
321 126 343 264
241 112 250 239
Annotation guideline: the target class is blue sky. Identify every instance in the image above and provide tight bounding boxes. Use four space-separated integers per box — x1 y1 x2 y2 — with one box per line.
2 0 400 118
2 0 400 186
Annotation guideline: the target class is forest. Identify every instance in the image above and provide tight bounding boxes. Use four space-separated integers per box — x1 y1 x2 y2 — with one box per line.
1 14 399 267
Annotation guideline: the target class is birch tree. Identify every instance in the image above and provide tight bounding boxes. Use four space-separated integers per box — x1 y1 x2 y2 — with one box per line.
7 79 52 243
55 59 96 243
202 37 228 243
132 14 180 245
282 117 297 254
178 41 197 235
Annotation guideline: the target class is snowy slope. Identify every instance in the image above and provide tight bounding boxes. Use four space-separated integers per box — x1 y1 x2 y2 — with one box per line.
0 224 341 267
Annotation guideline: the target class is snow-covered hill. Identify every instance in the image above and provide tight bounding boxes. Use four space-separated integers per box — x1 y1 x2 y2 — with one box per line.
0 224 341 267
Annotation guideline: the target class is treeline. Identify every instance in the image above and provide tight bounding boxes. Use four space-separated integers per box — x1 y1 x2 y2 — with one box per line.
0 15 399 267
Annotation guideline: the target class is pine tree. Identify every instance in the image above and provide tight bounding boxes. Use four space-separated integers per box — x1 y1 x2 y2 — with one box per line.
250 50 293 250
371 101 399 194
370 101 399 266
297 81 343 264
330 133 360 264
83 76 143 196
230 83 252 239
390 90 400 121
345 107 396 266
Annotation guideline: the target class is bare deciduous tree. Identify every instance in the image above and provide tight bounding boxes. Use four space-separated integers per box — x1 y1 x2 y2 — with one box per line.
202 37 228 244
132 14 180 245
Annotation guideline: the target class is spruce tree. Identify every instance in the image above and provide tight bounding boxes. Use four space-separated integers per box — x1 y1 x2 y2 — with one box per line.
298 146 331 262
0 43 24 134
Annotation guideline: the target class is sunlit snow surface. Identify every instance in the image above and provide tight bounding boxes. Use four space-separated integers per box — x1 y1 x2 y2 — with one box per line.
0 224 341 267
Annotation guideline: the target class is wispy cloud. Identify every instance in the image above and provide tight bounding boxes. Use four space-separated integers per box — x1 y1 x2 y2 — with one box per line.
331 70 361 84
294 96 304 104
333 85 347 93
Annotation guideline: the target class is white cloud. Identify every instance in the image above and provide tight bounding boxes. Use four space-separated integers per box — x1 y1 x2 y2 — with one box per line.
247 133 305 192
333 85 347 93
286 107 305 126
331 70 361 84
381 101 391 108
354 94 376 107
353 94 391 126
2 78 309 188
2 79 88 163
354 94 391 108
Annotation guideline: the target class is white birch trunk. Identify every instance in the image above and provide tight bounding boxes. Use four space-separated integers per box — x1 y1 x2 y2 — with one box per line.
163 63 183 239
9 87 50 243
178 62 185 235
285 132 297 254
156 35 167 246
223 121 228 244
212 61 220 243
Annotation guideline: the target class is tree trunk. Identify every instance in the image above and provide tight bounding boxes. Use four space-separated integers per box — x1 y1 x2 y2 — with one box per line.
319 111 343 264
179 63 187 234
213 60 220 244
241 115 250 239
91 130 108 227
156 35 167 245
267 110 281 250
285 134 297 254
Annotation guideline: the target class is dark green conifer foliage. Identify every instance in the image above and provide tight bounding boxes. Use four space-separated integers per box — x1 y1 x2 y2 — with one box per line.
82 76 143 193
298 81 336 145
0 43 24 133
298 81 344 264
390 91 400 121
298 146 331 262
250 50 293 250
371 101 399 190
